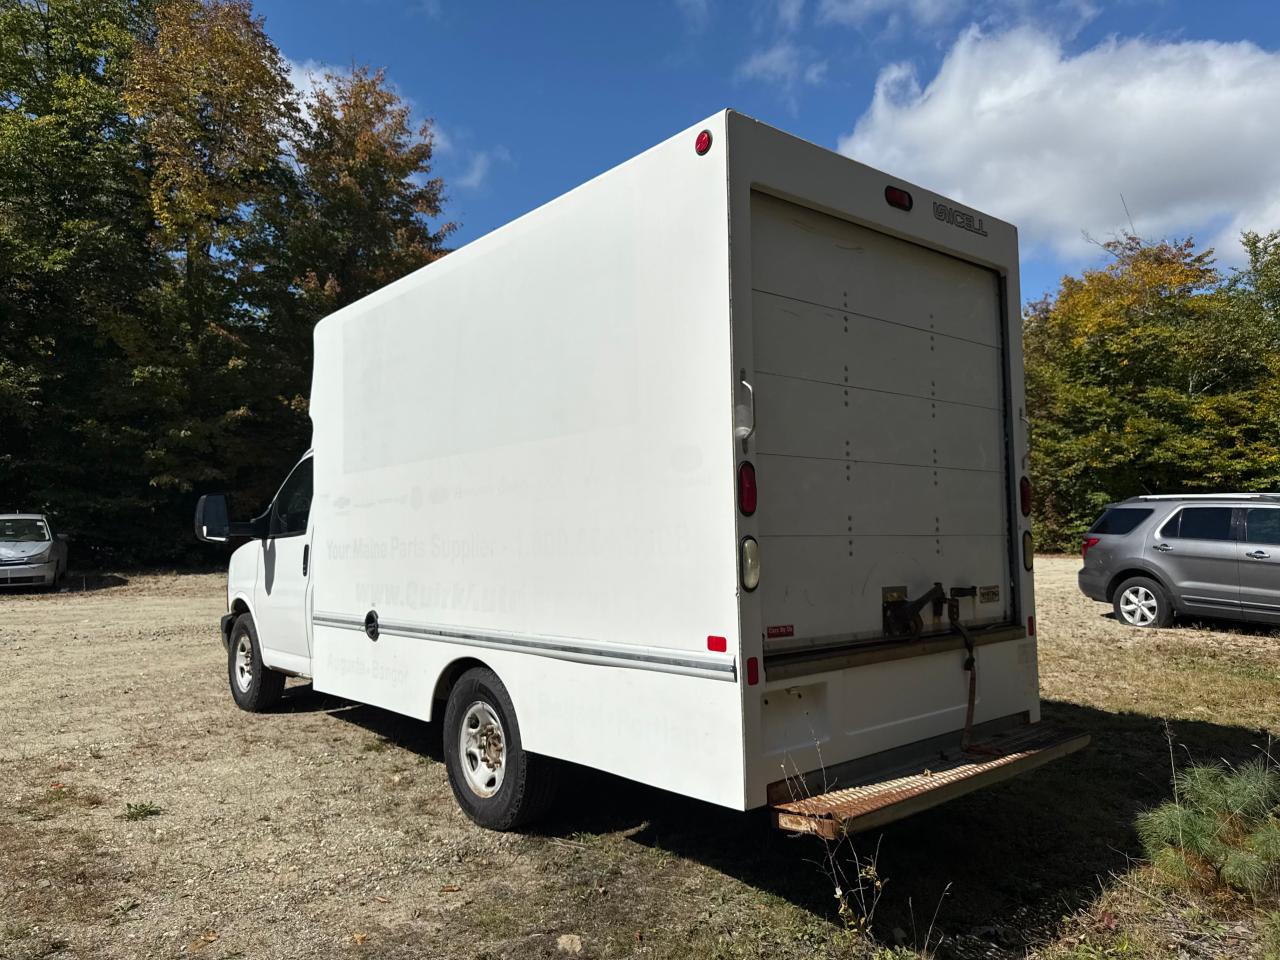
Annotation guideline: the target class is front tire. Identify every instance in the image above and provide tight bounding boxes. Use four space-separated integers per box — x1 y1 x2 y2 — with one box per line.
443 667 555 830
227 614 285 711
1113 576 1173 628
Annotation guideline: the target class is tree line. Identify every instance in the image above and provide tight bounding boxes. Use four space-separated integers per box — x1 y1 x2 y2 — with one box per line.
1026 231 1280 550
4 2 1279 565
1 0 451 563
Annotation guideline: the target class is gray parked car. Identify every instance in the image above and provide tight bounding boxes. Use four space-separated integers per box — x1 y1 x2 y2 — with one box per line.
1078 494 1280 627
0 513 68 589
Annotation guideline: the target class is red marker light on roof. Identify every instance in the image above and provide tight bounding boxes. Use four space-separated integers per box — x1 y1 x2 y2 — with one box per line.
884 185 913 211
695 129 713 156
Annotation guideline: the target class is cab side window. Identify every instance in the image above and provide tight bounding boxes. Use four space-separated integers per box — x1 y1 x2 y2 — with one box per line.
1160 507 1233 541
1245 508 1280 545
270 458 313 537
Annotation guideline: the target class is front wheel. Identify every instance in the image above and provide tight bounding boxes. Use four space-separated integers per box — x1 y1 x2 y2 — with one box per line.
443 667 555 830
1113 576 1173 628
227 614 285 711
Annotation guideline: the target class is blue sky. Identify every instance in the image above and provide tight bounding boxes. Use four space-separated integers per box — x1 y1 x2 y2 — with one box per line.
258 0 1280 303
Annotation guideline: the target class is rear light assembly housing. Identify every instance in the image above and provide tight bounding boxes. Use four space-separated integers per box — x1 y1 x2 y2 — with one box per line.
1081 536 1100 560
1019 476 1032 517
1022 530 1034 571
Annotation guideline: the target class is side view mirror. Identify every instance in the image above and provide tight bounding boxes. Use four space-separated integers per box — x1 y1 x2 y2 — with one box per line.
194 494 231 543
56 533 69 542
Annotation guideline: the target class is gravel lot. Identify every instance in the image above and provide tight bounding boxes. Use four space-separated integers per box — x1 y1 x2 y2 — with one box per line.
2 558 1277 959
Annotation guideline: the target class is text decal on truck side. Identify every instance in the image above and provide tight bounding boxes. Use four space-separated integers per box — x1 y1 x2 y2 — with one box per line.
933 201 988 237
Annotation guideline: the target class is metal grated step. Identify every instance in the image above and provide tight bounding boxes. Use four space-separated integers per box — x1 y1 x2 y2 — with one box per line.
772 724 1090 839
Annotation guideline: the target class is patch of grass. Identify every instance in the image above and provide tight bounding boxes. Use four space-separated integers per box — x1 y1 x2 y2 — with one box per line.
120 801 163 821
1264 910 1280 960
1136 759 1280 898
362 737 391 753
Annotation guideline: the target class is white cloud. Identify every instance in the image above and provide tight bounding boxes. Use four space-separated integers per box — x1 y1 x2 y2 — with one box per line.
737 41 828 110
455 146 511 190
776 0 805 31
838 27 1280 262
819 0 1101 37
676 0 711 30
820 0 951 27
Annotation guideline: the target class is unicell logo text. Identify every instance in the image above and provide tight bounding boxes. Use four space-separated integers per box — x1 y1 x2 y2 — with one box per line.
932 201 988 237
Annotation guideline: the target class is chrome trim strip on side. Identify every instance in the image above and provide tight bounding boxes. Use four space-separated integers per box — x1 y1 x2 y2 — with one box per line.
311 612 737 683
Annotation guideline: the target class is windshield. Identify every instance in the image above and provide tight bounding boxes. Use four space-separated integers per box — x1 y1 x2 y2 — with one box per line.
0 518 50 542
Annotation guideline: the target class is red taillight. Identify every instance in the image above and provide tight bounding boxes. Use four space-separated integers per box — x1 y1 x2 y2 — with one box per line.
707 635 727 653
738 461 757 516
695 129 713 156
885 185 913 211
1019 476 1032 517
1027 615 1036 636
1082 536 1100 559
746 656 759 686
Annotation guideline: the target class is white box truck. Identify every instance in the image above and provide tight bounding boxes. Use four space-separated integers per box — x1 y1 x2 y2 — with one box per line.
196 110 1087 835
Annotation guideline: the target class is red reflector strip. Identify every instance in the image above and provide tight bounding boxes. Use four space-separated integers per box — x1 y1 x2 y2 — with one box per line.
738 461 757 516
884 185 913 211
1027 615 1036 637
707 635 727 653
746 656 759 685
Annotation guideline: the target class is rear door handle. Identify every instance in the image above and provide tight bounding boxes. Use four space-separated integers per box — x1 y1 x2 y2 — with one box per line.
303 543 310 576
1246 549 1271 560
1152 543 1173 552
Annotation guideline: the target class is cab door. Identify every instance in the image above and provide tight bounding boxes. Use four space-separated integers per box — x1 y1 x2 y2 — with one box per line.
254 456 314 672
1238 506 1280 624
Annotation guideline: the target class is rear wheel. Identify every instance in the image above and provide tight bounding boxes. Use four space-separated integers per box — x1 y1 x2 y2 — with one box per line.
443 667 555 830
227 614 285 711
1113 576 1173 628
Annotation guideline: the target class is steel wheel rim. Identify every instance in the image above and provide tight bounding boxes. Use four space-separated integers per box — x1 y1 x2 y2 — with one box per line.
1120 586 1158 626
234 635 254 692
459 700 505 798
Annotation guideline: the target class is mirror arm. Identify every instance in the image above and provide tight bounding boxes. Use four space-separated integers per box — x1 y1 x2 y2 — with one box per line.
229 512 270 539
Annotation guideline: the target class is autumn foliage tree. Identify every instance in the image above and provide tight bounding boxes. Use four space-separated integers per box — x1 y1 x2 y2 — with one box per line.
1026 232 1280 549
0 0 453 562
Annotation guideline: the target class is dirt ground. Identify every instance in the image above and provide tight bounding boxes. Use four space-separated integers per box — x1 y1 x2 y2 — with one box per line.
2 558 1278 959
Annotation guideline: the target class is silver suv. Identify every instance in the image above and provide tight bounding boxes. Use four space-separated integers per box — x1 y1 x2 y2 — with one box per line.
1078 494 1280 628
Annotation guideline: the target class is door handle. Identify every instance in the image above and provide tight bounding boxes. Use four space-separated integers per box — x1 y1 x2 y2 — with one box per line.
302 543 310 576
733 373 756 442
1246 549 1271 560
1152 543 1173 552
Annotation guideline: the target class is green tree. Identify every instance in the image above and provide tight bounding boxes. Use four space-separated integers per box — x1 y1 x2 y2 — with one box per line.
1025 232 1280 550
0 0 162 560
236 65 454 480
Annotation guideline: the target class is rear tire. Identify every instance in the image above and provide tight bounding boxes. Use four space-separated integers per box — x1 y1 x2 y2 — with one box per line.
443 667 555 831
227 614 285 711
1113 576 1173 628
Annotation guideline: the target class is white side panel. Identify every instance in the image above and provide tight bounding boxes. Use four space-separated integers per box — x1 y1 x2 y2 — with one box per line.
308 113 746 809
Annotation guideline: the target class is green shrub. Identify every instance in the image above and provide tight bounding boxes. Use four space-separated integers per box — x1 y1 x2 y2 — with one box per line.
1136 760 1280 898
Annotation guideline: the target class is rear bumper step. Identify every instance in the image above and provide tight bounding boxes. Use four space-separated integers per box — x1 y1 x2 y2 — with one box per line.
771 724 1089 839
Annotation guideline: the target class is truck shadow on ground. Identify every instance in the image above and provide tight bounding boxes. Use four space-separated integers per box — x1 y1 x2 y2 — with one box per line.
292 689 1271 958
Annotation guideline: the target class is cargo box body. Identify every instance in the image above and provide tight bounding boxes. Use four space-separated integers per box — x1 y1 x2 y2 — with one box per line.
304 110 1043 815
